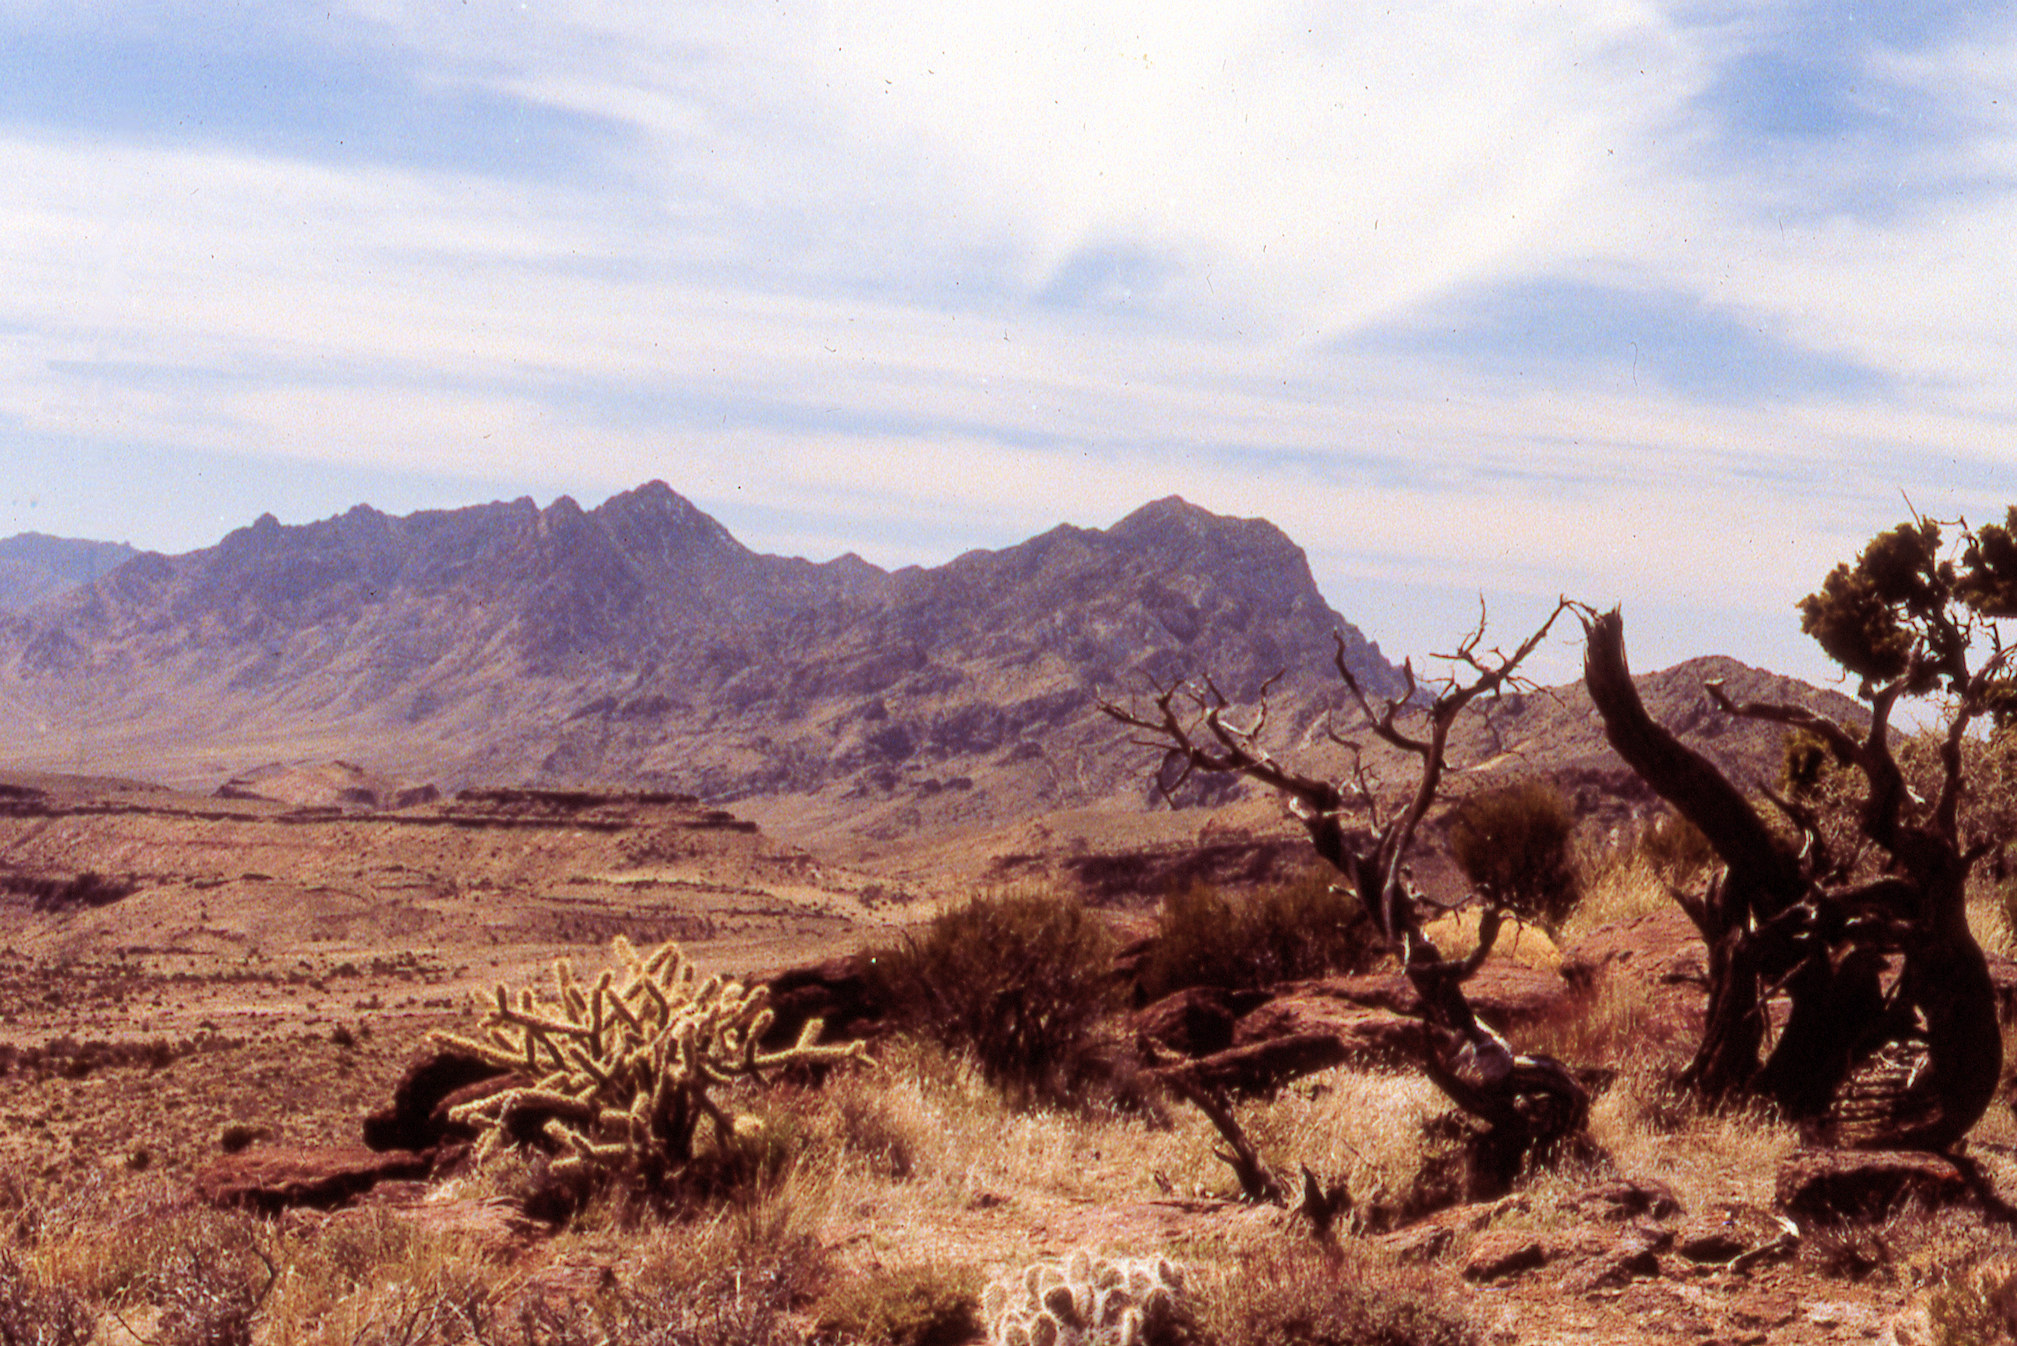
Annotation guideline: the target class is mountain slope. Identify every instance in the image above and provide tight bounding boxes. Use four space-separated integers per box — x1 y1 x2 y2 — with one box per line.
0 534 140 612
0 484 1402 837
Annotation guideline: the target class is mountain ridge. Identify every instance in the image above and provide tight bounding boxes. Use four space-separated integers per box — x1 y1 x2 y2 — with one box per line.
0 484 1405 838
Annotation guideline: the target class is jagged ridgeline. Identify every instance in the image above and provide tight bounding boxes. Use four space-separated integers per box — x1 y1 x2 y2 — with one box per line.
0 484 1401 827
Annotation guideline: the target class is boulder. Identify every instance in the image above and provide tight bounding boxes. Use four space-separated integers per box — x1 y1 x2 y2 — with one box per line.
1463 1229 1550 1282
759 953 886 1048
1775 1148 1973 1223
362 1047 513 1153
1672 1203 1784 1264
195 1145 434 1212
1133 985 1272 1057
1293 961 1577 1032
1561 1176 1683 1224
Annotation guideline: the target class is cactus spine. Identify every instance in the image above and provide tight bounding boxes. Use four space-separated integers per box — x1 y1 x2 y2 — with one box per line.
434 936 864 1191
983 1251 1186 1346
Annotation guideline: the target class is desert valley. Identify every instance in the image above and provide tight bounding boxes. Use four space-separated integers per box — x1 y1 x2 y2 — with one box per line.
0 486 2014 1346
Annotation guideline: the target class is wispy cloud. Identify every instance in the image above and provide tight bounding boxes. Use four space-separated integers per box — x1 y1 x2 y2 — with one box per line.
3 0 2016 685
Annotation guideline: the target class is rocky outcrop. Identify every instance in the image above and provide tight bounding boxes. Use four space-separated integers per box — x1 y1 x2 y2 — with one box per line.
194 1145 435 1212
1134 960 1578 1096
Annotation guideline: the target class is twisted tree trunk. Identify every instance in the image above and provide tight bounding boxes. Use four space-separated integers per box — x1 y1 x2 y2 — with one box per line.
1582 608 2002 1146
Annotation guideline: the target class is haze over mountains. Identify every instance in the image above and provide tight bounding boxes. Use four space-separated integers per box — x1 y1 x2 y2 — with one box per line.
0 484 1404 832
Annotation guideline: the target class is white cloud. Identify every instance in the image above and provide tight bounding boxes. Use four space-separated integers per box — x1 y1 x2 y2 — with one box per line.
4 0 2017 681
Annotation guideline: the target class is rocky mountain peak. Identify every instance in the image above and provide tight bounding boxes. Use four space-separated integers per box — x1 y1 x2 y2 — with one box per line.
0 486 1415 836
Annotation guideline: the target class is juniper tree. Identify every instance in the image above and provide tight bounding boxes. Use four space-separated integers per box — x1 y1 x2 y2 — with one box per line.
1582 509 2017 1147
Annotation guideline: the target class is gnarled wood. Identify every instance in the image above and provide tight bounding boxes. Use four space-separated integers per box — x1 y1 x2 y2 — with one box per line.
1581 604 2003 1147
1106 603 1589 1170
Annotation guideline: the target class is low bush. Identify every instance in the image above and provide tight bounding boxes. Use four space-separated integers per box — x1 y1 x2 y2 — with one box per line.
1194 1246 1478 1346
815 1263 981 1346
1445 780 1581 936
0 1250 94 1346
1134 869 1381 1004
1634 810 1716 885
868 889 1119 1108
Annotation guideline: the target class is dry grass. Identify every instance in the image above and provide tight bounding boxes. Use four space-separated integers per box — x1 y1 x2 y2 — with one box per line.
1562 847 1675 937
1584 1072 1799 1213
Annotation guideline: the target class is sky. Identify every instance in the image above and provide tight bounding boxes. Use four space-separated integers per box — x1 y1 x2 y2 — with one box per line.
4 1 2017 687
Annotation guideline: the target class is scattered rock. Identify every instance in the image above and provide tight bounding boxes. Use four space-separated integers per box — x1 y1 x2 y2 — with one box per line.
1775 1148 1973 1223
1132 984 1270 1057
195 1145 434 1212
1673 1203 1783 1264
1564 1176 1683 1223
1464 1229 1551 1282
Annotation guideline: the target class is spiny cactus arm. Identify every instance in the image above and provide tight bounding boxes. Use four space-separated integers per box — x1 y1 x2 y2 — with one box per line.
428 1030 526 1071
492 1000 598 1041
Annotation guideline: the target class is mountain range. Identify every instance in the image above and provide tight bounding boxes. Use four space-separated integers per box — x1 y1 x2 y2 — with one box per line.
0 534 139 612
0 484 1406 839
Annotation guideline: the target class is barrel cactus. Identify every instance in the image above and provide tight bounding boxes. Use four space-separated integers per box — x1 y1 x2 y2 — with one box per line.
982 1251 1188 1346
433 936 864 1193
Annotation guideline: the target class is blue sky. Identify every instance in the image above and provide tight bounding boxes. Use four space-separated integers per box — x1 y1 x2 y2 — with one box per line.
5 1 2017 686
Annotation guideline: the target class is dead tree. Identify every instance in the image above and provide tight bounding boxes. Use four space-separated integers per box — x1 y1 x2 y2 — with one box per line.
1581 512 2016 1149
1104 603 1589 1180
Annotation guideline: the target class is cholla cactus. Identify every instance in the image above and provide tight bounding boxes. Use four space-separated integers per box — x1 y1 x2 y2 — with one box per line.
982 1251 1187 1346
434 936 864 1191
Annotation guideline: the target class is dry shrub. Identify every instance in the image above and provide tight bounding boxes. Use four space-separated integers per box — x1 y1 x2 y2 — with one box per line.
0 1249 94 1346
1566 838 1679 934
1445 780 1582 936
813 1263 981 1346
1584 1073 1797 1214
1514 973 1662 1072
515 1204 830 1346
149 1222 274 1346
870 889 1119 1107
829 1073 921 1181
1135 870 1381 1004
1227 1073 1452 1223
517 1279 802 1346
30 1188 253 1310
1194 1246 1478 1346
254 1208 511 1346
1925 1257 2017 1346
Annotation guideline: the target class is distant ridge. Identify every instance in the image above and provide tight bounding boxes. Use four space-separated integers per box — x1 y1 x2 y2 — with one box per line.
0 484 1403 838
0 533 140 612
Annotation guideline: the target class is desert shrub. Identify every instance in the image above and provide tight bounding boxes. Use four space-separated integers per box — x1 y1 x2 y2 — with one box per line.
869 889 1118 1108
1925 1257 2017 1346
1194 1246 1478 1346
816 1263 981 1346
0 1250 94 1346
0 869 138 913
518 1211 826 1346
150 1228 274 1346
1134 869 1381 1003
1445 780 1581 936
830 1078 919 1180
1634 810 1716 885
